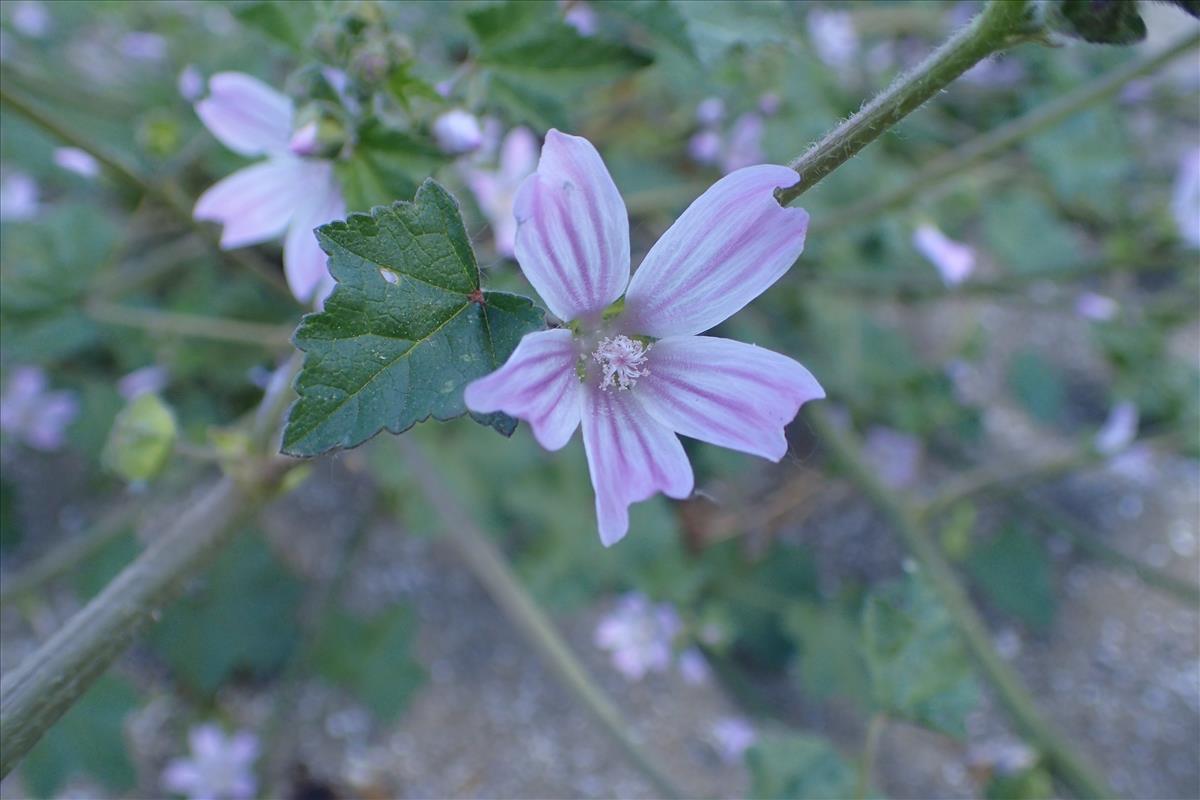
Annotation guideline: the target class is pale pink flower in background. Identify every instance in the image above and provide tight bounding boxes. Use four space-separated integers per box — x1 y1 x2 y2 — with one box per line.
913 223 976 286
118 366 170 400
193 72 345 305
561 0 598 36
161 724 259 800
758 92 781 116
119 31 168 62
1095 401 1138 455
0 366 79 451
1172 148 1200 248
465 131 822 545
966 738 1037 777
807 8 859 70
710 717 757 764
721 113 766 174
688 129 723 165
593 593 680 680
10 1 50 38
695 97 726 127
432 109 484 155
53 147 100 178
677 647 711 685
1 172 38 220
862 426 923 489
465 127 538 258
1075 291 1119 322
178 65 204 101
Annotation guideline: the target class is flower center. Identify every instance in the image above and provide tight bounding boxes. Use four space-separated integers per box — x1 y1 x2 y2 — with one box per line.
592 335 650 391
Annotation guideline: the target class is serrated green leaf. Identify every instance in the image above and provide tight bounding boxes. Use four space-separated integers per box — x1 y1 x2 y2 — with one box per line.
968 526 1056 631
862 573 979 738
785 601 871 706
599 0 697 60
21 675 139 797
481 27 652 74
336 123 449 214
747 732 860 800
102 393 178 482
282 179 545 457
148 533 302 694
312 607 425 720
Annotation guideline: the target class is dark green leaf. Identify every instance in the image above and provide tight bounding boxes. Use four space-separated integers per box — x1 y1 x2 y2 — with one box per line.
312 607 425 720
233 1 318 51
148 533 302 694
599 0 698 59
21 675 139 797
862 573 979 737
968 526 1056 631
336 125 448 214
466 1 552 47
747 732 860 800
785 602 871 705
0 479 21 553
1044 0 1147 44
1008 350 1066 426
481 28 652 75
488 74 570 130
282 180 545 457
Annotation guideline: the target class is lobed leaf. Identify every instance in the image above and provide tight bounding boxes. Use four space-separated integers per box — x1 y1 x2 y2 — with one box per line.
282 180 545 457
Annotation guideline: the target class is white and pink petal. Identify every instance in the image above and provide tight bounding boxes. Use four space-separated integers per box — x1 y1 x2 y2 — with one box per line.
513 130 630 323
463 329 583 452
582 388 693 547
284 163 345 304
636 336 824 461
195 72 294 157
194 158 309 249
624 165 808 337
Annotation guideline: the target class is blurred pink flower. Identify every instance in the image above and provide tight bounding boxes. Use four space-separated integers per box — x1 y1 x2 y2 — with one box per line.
178 65 204 101
1074 291 1118 322
695 96 726 126
677 647 711 685
0 366 78 451
862 426 923 489
53 147 100 178
1 172 38 220
688 129 723 165
1173 148 1200 248
432 109 484 155
721 113 766 174
118 366 170 400
913 223 976 286
594 593 679 680
758 92 781 116
807 8 859 70
161 724 259 800
10 1 50 38
465 127 538 258
465 130 822 545
1095 401 1138 455
119 32 168 62
561 0 598 36
193 72 345 305
710 717 757 764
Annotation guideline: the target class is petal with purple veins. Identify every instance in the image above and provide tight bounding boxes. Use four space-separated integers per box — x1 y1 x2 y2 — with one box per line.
284 163 345 304
624 165 807 337
194 158 309 249
195 72 294 157
636 336 824 461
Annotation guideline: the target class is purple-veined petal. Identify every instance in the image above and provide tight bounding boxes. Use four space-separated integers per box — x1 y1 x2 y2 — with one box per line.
513 130 630 323
582 388 693 546
195 72 293 157
194 158 308 248
624 166 807 337
463 329 583 451
636 336 824 461
284 163 345 304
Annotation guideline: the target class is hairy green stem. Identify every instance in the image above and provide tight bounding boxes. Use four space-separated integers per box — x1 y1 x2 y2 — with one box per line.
0 79 293 298
806 405 1114 799
811 29 1200 232
0 478 250 777
86 300 294 348
399 438 687 799
778 0 1034 205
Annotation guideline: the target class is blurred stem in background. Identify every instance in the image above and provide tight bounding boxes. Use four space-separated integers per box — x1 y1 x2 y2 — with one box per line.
0 79 295 299
398 438 689 800
806 405 1113 799
85 300 295 349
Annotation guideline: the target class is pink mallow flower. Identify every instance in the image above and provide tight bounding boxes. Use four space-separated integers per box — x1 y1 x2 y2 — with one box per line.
161 724 259 800
913 223 976 286
722 113 766 174
193 72 345 305
0 366 78 451
465 127 538 258
1075 291 1118 322
710 717 757 764
593 593 681 680
1095 401 1138 455
118 365 170 400
464 131 823 545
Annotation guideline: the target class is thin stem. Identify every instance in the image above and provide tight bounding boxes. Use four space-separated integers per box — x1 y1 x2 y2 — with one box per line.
0 477 250 778
858 713 887 800
806 405 1114 799
1014 496 1200 605
0 504 140 606
398 438 687 800
778 0 1035 205
86 301 294 348
0 79 293 298
833 31 1199 229
810 29 1200 232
